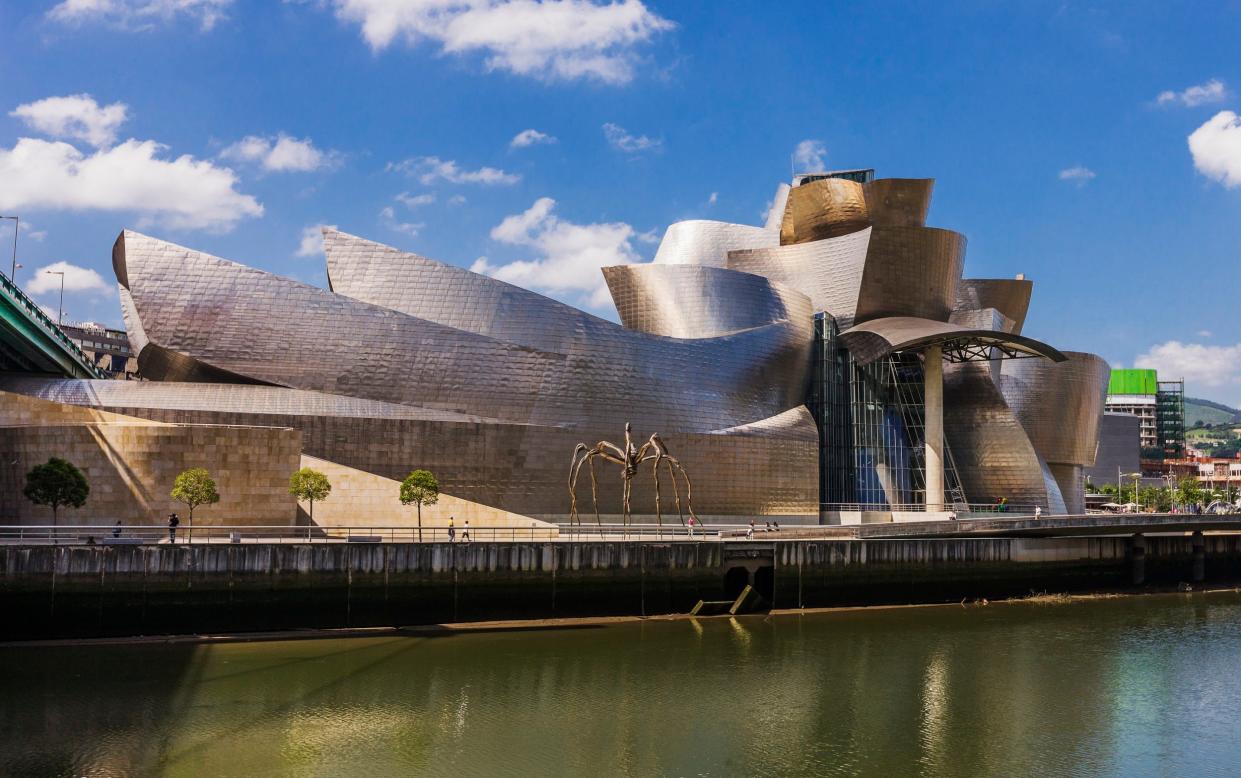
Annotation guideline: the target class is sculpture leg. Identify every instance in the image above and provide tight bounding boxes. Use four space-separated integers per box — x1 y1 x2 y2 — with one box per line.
588 455 602 528
652 457 663 529
671 459 698 522
569 448 588 526
666 459 684 526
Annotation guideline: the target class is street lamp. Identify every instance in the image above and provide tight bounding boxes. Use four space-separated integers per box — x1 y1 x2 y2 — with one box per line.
0 215 17 281
45 270 65 325
1122 472 1142 512
1162 473 1177 513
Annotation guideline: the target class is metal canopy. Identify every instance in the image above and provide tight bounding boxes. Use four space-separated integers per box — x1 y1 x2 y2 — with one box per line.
839 316 1066 366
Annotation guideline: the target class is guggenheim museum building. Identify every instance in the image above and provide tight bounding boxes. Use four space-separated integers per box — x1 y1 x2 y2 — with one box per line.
0 168 1110 527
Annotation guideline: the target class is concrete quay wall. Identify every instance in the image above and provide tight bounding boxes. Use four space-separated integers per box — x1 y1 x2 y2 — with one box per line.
4 535 1241 640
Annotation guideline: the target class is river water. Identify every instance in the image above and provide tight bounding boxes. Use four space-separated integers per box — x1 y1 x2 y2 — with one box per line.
3 591 1241 777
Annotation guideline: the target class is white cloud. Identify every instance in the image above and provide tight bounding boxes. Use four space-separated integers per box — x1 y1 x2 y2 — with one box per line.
1189 110 1241 188
330 0 672 84
1058 166 1096 184
1136 340 1241 403
793 139 827 171
707 191 718 205
447 194 467 205
472 196 639 308
220 134 338 172
511 129 557 148
1156 79 1227 108
295 223 337 258
47 0 233 31
388 155 519 185
1197 330 1214 339
0 220 48 243
10 94 128 148
0 137 262 231
380 205 422 236
395 191 435 208
602 122 660 153
27 261 113 296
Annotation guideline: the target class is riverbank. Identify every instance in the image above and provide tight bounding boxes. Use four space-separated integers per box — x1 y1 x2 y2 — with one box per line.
5 585 1239 648
5 534 1240 641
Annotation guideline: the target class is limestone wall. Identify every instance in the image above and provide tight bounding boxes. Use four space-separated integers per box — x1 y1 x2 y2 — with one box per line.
298 455 556 532
0 390 300 526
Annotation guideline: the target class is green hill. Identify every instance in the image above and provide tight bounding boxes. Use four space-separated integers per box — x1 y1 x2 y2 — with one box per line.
1185 397 1241 427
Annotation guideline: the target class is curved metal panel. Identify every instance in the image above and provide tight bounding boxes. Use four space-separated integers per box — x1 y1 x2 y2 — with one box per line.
854 226 965 323
1048 463 1086 515
862 178 933 227
838 316 1066 366
115 230 811 434
780 177 869 244
727 227 872 325
602 264 813 339
999 351 1110 467
323 228 601 354
943 362 1068 513
955 278 1033 334
652 220 777 268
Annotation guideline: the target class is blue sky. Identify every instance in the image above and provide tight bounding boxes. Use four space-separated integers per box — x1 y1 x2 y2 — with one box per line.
2 1 1240 402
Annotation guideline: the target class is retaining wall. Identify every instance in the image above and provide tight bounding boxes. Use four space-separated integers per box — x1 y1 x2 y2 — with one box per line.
5 535 1241 640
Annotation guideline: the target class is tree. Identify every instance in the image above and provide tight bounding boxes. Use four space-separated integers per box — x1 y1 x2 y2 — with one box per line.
1177 476 1206 509
171 468 220 540
400 469 439 542
24 457 89 537
289 468 331 522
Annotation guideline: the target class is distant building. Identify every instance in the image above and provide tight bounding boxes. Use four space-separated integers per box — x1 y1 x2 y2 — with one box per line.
1085 412 1141 488
1166 456 1241 491
1105 369 1185 471
61 322 137 379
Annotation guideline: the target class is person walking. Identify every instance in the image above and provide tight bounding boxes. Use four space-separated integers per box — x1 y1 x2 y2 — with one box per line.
746 520 755 540
462 519 470 543
686 516 695 538
1034 505 1042 520
168 513 180 544
112 520 122 539
448 517 456 543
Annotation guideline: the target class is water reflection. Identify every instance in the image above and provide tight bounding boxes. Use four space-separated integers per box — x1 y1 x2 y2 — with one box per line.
3 592 1241 776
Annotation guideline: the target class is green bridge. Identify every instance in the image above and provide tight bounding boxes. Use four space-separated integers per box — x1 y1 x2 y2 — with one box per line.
0 273 103 379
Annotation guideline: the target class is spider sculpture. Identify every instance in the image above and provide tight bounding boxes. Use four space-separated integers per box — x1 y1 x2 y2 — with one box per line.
568 423 698 528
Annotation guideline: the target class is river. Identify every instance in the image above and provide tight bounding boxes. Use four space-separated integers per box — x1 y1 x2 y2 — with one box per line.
2 591 1240 777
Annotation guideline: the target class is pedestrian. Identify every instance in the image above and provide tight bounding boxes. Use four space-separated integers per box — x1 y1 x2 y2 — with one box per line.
168 513 180 544
1034 505 1042 520
746 520 755 540
687 516 695 538
948 510 958 521
462 519 470 543
773 521 780 532
448 516 456 543
764 521 771 532
112 520 122 539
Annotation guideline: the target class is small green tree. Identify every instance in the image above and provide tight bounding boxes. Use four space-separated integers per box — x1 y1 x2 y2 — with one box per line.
400 469 439 542
289 468 331 522
171 468 220 540
24 457 89 537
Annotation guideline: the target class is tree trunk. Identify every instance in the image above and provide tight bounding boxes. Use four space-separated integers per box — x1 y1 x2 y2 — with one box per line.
52 504 58 546
189 505 194 544
417 501 422 543
310 499 314 523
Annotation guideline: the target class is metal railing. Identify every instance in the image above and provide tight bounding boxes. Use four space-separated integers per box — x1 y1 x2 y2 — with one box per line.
822 502 1043 515
0 523 730 545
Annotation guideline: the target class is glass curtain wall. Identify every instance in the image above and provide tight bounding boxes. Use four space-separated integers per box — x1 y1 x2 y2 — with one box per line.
809 313 965 510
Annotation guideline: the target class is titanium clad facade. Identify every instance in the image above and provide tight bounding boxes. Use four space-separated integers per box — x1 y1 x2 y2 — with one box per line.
601 264 813 339
114 230 810 433
652 220 777 268
954 279 1034 334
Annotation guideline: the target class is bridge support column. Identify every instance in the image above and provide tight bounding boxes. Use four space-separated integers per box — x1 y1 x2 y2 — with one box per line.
1129 533 1146 586
1192 530 1205 583
924 345 944 512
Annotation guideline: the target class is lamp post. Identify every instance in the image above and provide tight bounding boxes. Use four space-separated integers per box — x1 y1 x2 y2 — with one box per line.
45 270 65 325
0 215 16 281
